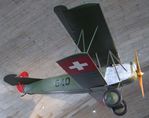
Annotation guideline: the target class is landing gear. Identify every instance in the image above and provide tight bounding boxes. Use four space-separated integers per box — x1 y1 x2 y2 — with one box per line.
103 89 121 107
103 89 127 116
112 100 127 116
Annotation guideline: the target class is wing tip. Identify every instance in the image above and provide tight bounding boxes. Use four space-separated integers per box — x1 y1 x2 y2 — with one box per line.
54 5 67 14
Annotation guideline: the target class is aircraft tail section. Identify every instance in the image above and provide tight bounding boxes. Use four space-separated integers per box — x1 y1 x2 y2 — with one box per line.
4 71 41 93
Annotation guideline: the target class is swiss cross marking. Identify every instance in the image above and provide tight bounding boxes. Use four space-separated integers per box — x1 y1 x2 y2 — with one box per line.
69 61 88 71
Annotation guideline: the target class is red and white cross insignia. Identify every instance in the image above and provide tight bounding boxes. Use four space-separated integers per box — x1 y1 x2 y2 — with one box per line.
57 53 97 75
69 61 88 71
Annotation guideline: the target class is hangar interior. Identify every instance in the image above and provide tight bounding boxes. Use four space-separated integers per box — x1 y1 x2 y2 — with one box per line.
0 0 149 118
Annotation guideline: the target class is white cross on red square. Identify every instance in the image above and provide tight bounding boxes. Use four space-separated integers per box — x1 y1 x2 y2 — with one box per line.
69 61 88 71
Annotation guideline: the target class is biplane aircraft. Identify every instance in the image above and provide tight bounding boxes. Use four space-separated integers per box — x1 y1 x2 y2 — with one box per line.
3 4 145 116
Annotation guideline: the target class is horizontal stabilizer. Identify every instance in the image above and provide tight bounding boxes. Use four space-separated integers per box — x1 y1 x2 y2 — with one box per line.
4 74 41 86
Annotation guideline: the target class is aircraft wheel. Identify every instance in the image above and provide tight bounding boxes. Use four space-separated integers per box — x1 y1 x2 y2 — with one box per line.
112 100 127 116
103 89 121 108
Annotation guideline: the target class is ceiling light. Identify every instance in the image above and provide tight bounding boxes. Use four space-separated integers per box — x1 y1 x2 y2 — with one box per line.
92 109 96 113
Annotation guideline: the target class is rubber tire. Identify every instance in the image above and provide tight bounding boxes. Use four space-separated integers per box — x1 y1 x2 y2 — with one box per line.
103 89 121 108
112 100 127 116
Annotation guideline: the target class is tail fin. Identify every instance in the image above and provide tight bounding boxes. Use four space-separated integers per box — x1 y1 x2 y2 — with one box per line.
4 71 41 93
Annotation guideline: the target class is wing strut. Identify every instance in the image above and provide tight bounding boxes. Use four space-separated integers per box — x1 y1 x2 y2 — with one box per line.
75 26 98 53
95 53 102 71
109 51 121 82
107 51 127 88
107 51 127 72
75 29 84 53
87 26 98 53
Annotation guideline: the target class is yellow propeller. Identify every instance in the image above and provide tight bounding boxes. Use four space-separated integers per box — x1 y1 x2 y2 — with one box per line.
134 50 144 97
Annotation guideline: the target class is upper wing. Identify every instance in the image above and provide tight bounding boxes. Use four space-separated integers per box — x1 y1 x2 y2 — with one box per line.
54 3 119 67
57 53 106 88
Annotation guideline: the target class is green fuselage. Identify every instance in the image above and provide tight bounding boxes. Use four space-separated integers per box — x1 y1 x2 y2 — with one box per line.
24 64 136 95
24 74 89 94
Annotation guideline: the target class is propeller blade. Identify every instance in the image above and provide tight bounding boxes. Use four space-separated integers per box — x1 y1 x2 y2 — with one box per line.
134 50 141 72
134 50 145 97
138 76 144 97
